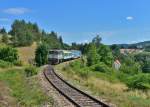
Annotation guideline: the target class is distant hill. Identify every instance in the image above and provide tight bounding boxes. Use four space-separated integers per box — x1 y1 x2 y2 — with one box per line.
113 41 150 49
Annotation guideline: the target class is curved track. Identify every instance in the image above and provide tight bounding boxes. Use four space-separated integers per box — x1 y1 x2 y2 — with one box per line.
43 65 110 107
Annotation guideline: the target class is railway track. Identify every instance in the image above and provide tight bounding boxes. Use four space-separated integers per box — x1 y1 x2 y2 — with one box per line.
43 65 110 107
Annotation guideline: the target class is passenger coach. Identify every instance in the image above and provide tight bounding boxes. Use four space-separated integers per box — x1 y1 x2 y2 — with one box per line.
48 50 81 64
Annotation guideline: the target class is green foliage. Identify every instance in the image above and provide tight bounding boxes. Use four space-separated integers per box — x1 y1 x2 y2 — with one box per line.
98 44 114 66
42 31 62 49
90 62 112 73
9 20 41 46
1 34 9 44
0 46 18 63
77 68 89 79
92 35 102 47
70 59 84 69
35 43 48 66
144 45 150 52
110 44 121 59
120 62 142 75
134 52 150 63
142 61 150 73
126 73 150 90
134 52 150 73
0 27 6 34
13 60 23 66
25 66 38 77
120 55 142 75
87 43 100 66
0 60 13 68
69 60 89 79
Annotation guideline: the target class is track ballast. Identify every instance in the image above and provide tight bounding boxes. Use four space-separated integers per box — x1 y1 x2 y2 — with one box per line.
44 65 110 107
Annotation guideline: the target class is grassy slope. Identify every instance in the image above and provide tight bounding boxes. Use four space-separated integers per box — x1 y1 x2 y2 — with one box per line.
54 61 150 107
17 42 37 64
0 67 53 106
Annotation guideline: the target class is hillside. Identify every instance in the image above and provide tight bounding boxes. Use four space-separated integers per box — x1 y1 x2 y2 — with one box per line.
17 42 37 64
115 40 150 49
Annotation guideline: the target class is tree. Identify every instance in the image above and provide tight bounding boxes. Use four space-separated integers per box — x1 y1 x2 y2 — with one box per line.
2 34 9 44
98 44 114 66
0 27 6 34
35 43 49 66
134 52 150 73
43 31 62 49
92 35 102 48
120 55 142 75
144 45 150 52
59 36 64 48
87 43 100 66
143 61 150 73
9 20 41 46
110 44 121 59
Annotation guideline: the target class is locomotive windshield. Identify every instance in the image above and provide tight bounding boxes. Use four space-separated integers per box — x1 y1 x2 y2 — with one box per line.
49 51 59 54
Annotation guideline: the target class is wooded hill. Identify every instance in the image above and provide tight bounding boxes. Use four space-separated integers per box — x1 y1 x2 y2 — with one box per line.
115 41 150 49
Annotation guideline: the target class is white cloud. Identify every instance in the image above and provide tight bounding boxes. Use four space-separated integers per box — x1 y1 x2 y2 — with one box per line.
3 8 30 15
126 16 134 20
0 18 10 22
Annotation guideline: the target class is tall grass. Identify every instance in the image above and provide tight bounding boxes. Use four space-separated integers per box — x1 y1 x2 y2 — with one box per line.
0 68 53 106
55 60 150 107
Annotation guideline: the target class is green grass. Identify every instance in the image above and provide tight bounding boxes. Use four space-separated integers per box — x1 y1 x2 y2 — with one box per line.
54 61 150 107
0 67 53 106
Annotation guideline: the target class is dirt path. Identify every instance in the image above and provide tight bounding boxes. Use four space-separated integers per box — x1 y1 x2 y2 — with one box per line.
38 66 75 107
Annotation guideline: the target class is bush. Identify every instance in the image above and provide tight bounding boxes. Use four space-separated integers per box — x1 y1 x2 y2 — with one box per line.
0 60 13 68
90 62 112 73
77 68 89 79
126 73 150 90
25 66 37 77
13 60 23 66
69 60 83 69
0 46 18 63
120 62 142 75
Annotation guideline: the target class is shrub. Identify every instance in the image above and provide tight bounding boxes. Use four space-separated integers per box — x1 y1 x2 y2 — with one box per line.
0 46 18 63
120 63 142 75
126 73 150 90
0 60 13 68
69 60 83 69
90 62 112 73
77 68 89 79
25 66 37 77
13 60 23 66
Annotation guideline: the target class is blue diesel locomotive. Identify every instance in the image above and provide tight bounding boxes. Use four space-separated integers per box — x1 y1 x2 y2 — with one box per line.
48 50 81 64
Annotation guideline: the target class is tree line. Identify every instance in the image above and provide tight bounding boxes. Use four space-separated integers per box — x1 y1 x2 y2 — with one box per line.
0 19 68 49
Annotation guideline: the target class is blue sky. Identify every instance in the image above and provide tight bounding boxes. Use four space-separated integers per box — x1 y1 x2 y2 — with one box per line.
0 0 150 44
